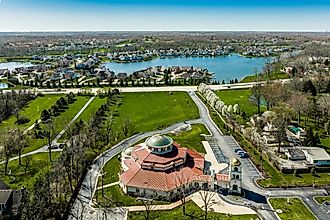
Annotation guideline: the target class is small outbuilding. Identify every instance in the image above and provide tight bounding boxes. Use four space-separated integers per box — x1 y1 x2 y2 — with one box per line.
302 148 330 166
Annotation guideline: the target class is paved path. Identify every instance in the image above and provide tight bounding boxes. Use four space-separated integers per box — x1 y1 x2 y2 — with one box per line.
96 181 119 191
68 119 202 220
8 96 95 162
2 79 291 95
69 90 328 220
23 119 41 135
189 91 329 220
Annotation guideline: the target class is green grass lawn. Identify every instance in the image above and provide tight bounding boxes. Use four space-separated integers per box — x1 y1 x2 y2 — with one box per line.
113 92 199 133
23 96 90 154
1 152 60 189
98 154 121 186
94 185 169 208
78 96 108 123
215 89 263 117
52 96 90 134
0 94 62 133
314 196 330 205
240 72 289 83
128 201 259 220
269 198 316 220
200 92 330 187
168 124 209 154
98 124 209 187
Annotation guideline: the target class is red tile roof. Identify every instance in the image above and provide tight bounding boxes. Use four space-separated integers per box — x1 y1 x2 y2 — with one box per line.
120 142 214 192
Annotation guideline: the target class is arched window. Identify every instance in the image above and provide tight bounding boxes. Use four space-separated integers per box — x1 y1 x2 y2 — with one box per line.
234 167 238 172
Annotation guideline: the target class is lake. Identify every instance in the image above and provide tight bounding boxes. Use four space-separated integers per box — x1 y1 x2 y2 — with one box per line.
0 83 8 89
0 62 34 71
103 54 272 82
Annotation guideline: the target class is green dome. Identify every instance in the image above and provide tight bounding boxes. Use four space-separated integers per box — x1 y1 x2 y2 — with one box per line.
146 134 173 147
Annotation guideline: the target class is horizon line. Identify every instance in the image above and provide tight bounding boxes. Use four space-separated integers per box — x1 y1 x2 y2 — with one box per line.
0 30 329 33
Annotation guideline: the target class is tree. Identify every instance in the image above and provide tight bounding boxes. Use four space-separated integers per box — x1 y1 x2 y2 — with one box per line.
273 106 293 152
121 118 135 138
287 93 309 124
16 129 29 166
45 119 55 162
23 155 32 173
199 190 217 220
137 196 156 220
261 82 286 110
303 80 317 96
251 84 262 114
41 109 50 122
174 173 191 216
0 129 18 175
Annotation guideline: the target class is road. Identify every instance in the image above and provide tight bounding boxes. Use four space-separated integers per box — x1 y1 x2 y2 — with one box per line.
2 79 290 95
68 120 201 220
66 88 327 220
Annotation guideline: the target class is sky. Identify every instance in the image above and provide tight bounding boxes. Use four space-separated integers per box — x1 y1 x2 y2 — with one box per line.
0 0 330 31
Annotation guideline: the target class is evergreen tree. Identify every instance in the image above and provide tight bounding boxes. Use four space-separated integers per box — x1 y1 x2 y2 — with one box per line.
303 80 317 96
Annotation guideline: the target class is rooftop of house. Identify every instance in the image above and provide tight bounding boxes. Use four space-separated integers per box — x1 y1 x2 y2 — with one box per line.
302 147 330 161
0 190 12 204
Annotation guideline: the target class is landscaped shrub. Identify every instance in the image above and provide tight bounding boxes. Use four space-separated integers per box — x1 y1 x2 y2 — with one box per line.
16 116 31 125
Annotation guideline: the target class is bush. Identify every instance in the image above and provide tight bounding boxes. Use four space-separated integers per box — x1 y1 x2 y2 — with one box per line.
16 116 31 125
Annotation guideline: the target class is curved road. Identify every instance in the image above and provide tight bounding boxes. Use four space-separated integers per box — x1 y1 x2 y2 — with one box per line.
69 91 328 220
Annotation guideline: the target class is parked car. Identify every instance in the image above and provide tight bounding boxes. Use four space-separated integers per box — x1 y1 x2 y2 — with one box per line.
236 150 245 155
240 152 249 158
48 144 59 149
234 148 242 153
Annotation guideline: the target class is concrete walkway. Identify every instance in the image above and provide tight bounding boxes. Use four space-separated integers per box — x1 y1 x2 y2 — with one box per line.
69 90 328 220
191 191 257 215
202 141 228 173
125 191 256 215
96 181 119 190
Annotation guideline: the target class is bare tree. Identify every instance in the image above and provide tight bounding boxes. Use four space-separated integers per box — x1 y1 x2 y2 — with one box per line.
261 82 287 110
174 172 191 216
137 195 156 220
199 190 217 220
287 93 309 124
273 105 293 152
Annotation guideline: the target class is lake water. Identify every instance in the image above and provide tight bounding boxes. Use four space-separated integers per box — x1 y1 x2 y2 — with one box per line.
0 83 8 89
0 62 34 71
103 54 272 82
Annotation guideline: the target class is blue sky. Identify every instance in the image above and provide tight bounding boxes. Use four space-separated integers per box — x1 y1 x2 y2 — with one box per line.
0 0 330 31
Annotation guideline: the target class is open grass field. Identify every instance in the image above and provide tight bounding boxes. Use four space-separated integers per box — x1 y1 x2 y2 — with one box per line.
215 89 263 117
113 92 199 133
314 196 330 205
128 201 259 220
240 72 289 83
1 152 60 189
78 96 108 123
269 198 316 220
22 96 90 154
98 154 121 186
52 96 90 134
0 94 62 133
168 123 209 154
